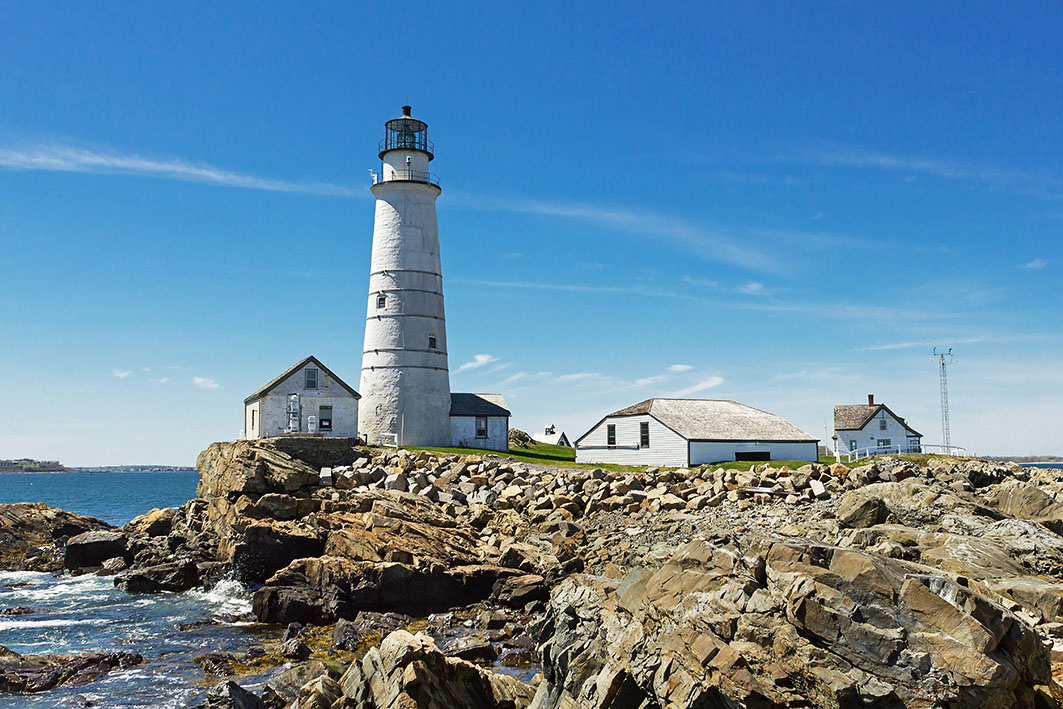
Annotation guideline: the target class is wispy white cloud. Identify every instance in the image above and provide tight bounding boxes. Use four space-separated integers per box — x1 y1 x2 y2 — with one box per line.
789 146 1062 199
670 376 725 397
668 364 693 372
454 278 697 301
1021 258 1048 270
555 372 600 383
681 276 721 290
457 354 499 372
0 142 362 197
738 281 766 295
111 369 131 379
634 374 668 387
798 148 1031 182
450 193 781 273
151 377 169 384
458 277 944 323
853 333 1057 352
192 376 220 390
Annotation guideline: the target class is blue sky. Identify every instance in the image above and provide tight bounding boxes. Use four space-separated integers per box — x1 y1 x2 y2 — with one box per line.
1 2 1060 464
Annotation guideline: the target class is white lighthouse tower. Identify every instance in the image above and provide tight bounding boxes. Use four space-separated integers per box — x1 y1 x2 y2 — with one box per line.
358 106 451 446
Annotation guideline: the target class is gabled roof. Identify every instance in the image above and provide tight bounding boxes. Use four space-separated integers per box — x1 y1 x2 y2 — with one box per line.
450 393 510 417
578 398 817 444
833 403 922 437
533 432 571 447
244 355 360 405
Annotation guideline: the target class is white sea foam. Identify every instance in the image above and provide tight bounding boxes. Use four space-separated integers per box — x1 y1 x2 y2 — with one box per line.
0 617 110 630
187 578 253 617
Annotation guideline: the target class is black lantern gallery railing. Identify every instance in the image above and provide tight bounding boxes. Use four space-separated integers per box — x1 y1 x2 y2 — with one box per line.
377 167 440 187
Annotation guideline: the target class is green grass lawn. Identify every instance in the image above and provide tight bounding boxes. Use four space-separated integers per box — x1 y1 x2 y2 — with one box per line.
402 442 647 473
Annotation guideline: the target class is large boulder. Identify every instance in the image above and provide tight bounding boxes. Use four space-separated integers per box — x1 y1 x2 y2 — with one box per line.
835 494 890 528
251 556 520 625
0 644 142 693
335 630 534 708
114 559 200 593
193 680 265 709
229 521 324 585
64 530 127 569
984 479 1063 534
531 534 1054 708
0 502 112 571
125 507 176 537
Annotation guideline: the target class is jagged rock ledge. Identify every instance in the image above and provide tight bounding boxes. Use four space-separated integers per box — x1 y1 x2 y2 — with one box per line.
8 437 1063 707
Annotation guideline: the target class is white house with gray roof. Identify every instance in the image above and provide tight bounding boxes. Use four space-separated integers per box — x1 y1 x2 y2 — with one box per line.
575 398 819 467
245 356 360 439
833 394 922 456
449 393 510 452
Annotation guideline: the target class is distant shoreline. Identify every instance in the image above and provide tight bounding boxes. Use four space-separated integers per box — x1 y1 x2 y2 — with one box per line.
0 468 196 474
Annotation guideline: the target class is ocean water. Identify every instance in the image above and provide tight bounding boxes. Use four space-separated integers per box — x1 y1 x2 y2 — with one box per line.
0 470 200 525
0 471 272 707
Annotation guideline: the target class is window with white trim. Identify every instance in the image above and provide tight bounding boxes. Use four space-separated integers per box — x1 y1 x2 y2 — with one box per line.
607 424 616 447
475 416 488 438
305 369 318 390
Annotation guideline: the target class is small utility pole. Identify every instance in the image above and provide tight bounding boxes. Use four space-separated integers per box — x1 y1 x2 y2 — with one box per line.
933 348 953 454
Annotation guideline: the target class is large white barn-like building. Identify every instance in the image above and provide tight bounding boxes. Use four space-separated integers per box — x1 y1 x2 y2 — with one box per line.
575 398 819 467
833 394 922 456
245 356 360 439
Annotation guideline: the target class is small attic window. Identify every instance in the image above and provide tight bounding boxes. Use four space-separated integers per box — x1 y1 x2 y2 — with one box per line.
305 368 318 390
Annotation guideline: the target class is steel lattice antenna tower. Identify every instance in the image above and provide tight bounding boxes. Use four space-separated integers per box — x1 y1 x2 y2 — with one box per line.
934 348 953 452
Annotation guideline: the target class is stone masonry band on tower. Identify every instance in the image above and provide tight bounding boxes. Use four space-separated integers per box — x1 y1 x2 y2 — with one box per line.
359 106 452 447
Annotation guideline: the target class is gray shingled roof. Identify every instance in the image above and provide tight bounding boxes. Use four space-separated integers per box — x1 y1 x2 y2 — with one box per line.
833 405 879 431
450 393 510 417
834 403 922 437
602 398 817 442
244 355 360 405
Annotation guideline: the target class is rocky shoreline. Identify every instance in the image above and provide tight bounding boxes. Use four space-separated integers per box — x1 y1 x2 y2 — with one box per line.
5 437 1063 706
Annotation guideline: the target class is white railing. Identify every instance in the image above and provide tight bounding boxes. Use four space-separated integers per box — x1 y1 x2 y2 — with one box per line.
834 442 966 462
918 444 969 457
380 433 399 449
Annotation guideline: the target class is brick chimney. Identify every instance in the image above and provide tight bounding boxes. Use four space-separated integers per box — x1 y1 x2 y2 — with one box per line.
868 394 875 406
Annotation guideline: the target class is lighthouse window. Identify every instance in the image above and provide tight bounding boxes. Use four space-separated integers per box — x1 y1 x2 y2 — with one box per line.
376 294 386 309
305 369 318 390
475 416 488 438
428 335 437 349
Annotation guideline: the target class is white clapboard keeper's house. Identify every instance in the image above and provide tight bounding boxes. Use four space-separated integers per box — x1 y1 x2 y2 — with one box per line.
833 394 922 456
575 398 819 467
449 393 510 452
244 356 360 439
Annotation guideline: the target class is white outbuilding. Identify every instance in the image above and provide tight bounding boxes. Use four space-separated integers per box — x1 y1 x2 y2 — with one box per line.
533 424 572 448
575 398 819 467
244 356 360 439
449 393 510 452
833 394 922 456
